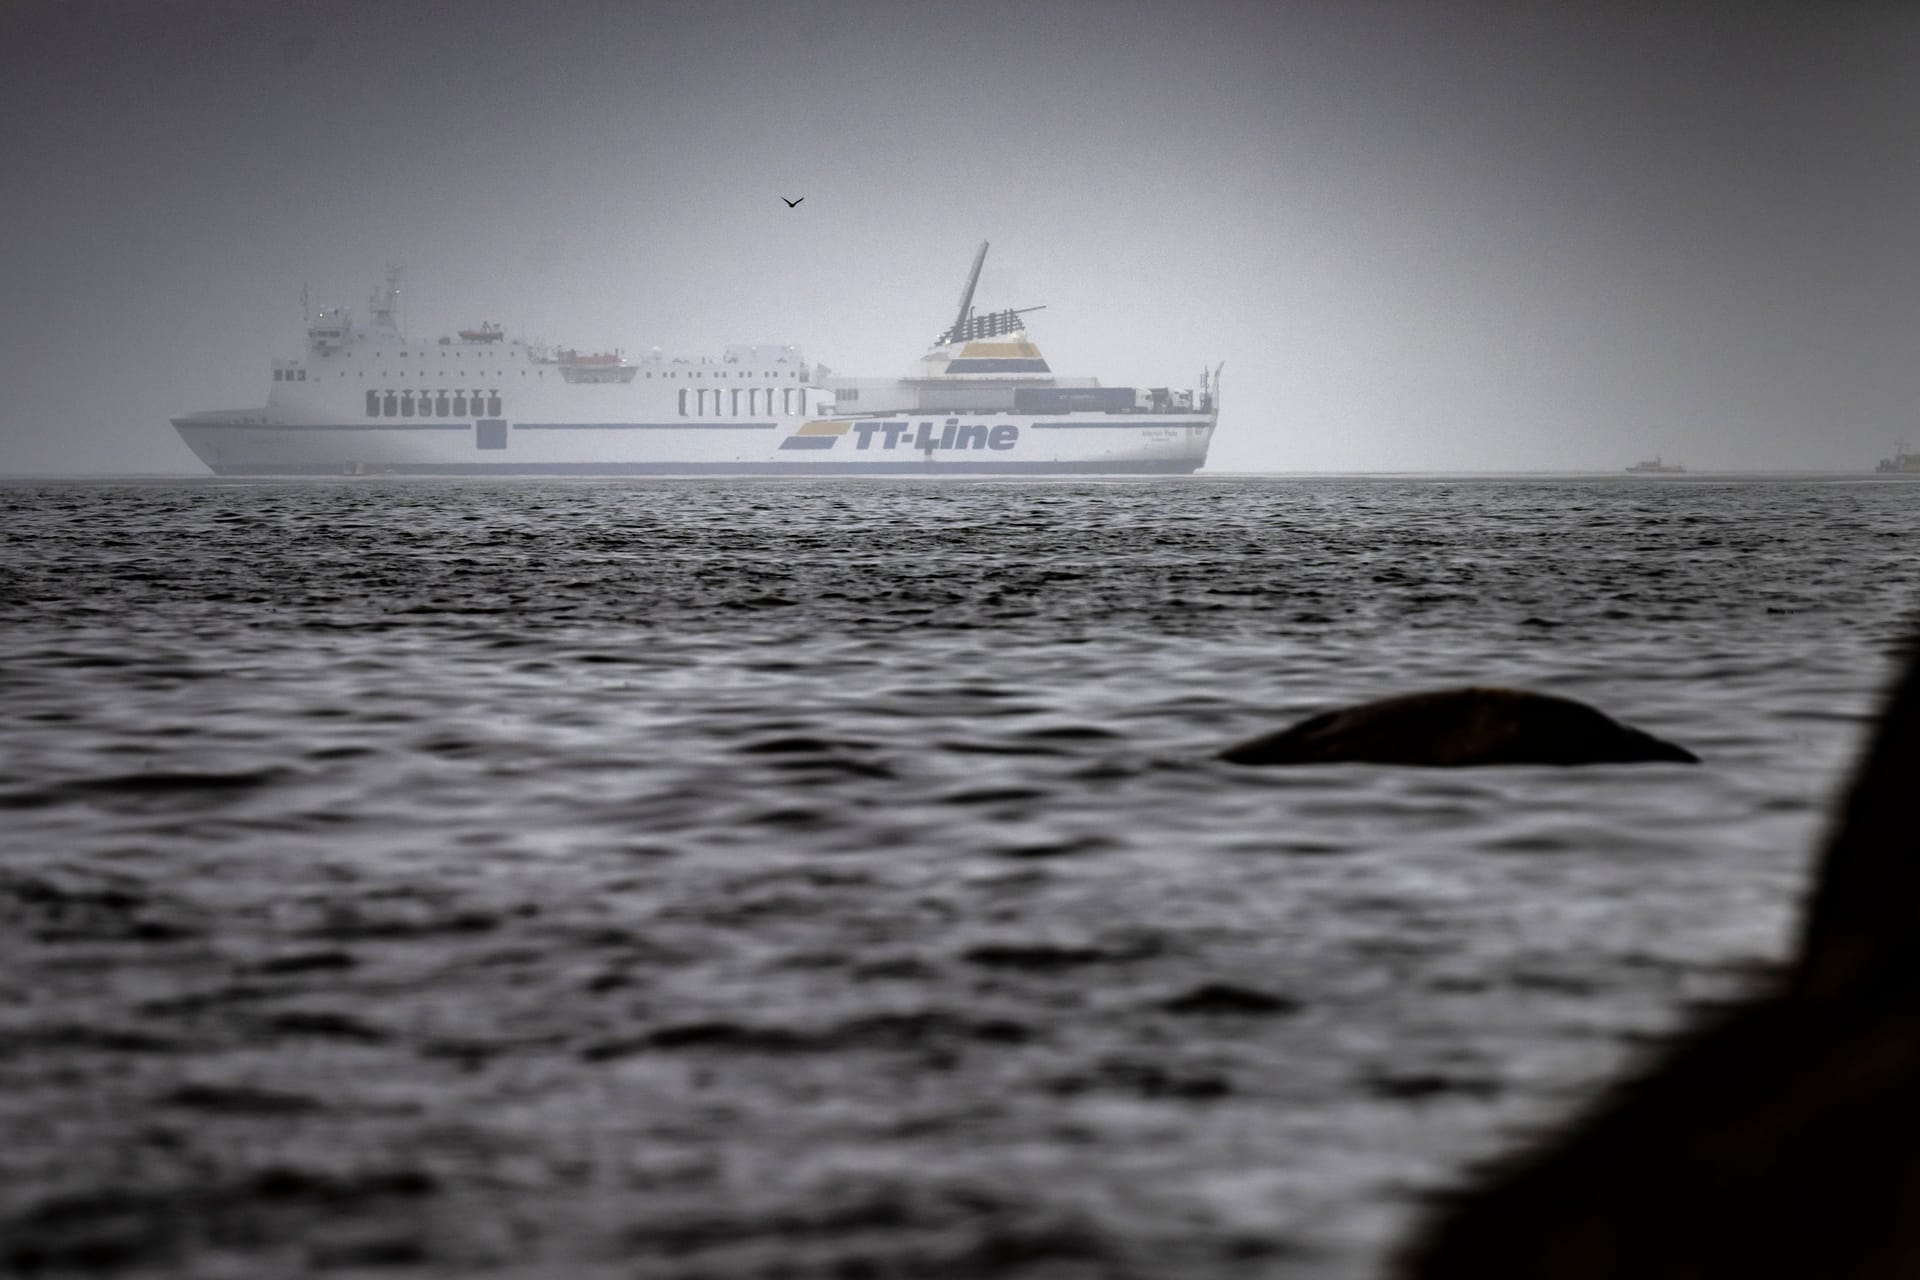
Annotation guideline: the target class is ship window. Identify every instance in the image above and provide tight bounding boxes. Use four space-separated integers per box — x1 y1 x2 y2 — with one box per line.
436 392 450 416
783 388 794 414
400 393 415 418
366 391 380 417
487 393 502 417
678 389 687 415
383 392 398 415
298 370 307 381
730 389 739 415
453 393 468 416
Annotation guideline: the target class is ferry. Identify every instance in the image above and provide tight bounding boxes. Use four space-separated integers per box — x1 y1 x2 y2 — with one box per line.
1626 457 1685 474
170 246 1218 476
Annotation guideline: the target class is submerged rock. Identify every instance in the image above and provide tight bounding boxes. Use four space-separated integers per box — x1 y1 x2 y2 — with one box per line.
1219 687 1698 767
1394 648 1920 1278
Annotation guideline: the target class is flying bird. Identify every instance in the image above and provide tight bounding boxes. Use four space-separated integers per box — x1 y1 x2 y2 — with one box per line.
782 196 803 208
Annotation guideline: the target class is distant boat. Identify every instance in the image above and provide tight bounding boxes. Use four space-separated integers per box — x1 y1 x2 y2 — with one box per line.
1875 443 1920 474
1627 456 1685 474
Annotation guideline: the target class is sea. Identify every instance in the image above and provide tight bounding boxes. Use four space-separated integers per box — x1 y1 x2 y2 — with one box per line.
2 474 1915 1279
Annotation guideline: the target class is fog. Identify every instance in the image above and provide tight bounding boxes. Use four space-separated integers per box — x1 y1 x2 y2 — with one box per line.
1 0 1915 474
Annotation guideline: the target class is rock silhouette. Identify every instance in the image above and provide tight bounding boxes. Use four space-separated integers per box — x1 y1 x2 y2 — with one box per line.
1219 687 1699 767
1394 648 1920 1278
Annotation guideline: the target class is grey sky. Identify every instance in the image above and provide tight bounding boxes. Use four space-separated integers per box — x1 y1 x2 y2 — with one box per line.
1 0 1915 473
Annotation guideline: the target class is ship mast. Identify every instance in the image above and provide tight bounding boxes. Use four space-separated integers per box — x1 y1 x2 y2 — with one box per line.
371 264 403 332
941 241 990 347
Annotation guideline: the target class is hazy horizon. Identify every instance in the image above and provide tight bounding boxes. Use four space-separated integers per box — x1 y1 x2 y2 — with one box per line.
2 0 1916 475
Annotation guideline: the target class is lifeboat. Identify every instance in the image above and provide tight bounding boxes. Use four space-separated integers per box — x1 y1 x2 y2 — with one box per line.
459 323 505 343
553 346 637 384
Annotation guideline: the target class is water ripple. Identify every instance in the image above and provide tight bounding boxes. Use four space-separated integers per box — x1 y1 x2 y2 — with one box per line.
0 475 1909 1278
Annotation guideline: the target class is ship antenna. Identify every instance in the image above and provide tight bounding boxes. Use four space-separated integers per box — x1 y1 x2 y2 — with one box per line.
940 240 989 346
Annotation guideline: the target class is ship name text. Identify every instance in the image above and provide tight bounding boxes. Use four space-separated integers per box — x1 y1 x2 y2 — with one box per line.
854 421 1020 451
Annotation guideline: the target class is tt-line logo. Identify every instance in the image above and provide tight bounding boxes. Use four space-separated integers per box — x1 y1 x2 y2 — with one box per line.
779 420 1020 453
856 421 1019 451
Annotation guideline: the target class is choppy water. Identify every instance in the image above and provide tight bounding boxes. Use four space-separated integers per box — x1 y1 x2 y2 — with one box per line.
2 474 1915 1278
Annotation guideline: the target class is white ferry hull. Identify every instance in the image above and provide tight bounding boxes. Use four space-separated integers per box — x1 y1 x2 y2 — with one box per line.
172 410 1216 476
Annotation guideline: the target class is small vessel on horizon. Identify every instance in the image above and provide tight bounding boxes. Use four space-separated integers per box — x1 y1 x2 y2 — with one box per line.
1875 443 1920 474
1626 456 1685 474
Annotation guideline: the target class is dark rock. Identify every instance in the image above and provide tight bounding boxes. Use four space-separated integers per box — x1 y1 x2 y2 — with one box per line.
1220 687 1699 766
1393 648 1920 1277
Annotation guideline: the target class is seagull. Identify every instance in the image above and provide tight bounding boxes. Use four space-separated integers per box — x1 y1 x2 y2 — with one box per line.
782 196 803 207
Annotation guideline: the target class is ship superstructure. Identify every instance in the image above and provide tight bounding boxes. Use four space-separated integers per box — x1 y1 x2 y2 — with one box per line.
803 242 1217 471
172 251 1217 475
